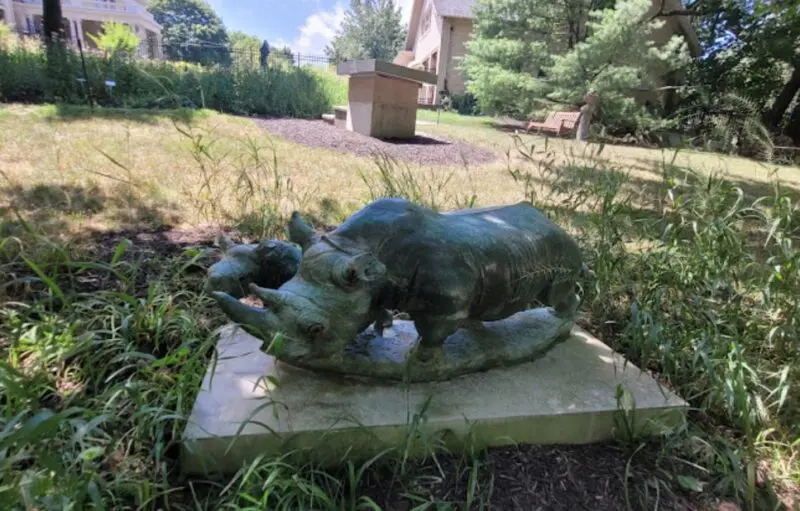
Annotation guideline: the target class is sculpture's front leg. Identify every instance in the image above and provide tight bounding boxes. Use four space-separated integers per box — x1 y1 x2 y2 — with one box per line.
373 308 393 335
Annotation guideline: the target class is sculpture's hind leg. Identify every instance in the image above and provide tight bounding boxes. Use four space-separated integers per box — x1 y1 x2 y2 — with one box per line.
413 315 460 361
548 278 580 318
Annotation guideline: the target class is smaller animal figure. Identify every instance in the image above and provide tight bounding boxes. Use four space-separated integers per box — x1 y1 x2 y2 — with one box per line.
205 235 302 298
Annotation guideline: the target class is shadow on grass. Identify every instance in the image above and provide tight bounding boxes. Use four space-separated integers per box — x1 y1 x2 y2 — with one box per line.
34 103 209 125
0 182 182 238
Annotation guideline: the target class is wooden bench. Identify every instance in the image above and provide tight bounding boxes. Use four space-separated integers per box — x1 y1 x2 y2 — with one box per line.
526 111 581 136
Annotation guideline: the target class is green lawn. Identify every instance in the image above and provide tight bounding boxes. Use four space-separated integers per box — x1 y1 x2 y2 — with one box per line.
416 108 498 127
1 103 798 510
2 103 797 237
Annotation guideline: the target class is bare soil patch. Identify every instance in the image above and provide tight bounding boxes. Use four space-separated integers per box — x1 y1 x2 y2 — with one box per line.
254 118 498 166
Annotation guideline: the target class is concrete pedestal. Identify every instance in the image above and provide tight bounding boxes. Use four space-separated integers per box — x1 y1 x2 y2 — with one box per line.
181 323 686 475
336 60 437 140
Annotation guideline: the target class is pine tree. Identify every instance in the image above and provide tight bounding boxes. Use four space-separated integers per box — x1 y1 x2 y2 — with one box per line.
462 0 690 129
546 0 690 130
461 0 566 117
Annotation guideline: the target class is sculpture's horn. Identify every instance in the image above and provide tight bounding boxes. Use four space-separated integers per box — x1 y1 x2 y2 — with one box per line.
249 283 286 311
287 211 318 252
211 291 280 339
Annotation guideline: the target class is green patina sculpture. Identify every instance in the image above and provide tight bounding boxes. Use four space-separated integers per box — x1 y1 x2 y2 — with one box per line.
205 235 302 298
207 198 586 382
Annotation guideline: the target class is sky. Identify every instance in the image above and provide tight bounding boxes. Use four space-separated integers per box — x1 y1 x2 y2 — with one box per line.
206 0 415 56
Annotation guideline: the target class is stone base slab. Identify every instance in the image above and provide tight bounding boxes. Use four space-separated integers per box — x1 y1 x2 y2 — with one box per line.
181 324 686 475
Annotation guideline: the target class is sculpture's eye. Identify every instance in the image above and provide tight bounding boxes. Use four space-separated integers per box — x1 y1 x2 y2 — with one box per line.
343 267 359 285
333 265 360 289
307 323 325 339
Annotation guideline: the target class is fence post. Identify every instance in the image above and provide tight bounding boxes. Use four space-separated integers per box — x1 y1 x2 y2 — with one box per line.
260 40 269 69
76 38 94 111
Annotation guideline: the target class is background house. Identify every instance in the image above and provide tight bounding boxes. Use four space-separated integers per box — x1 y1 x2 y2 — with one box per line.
394 0 702 107
1 0 163 58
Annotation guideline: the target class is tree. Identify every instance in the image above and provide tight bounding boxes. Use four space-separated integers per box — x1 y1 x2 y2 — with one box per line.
462 0 690 129
325 0 406 63
676 1 800 142
545 0 690 131
42 0 63 44
460 0 567 117
88 22 140 59
229 30 261 69
148 0 230 65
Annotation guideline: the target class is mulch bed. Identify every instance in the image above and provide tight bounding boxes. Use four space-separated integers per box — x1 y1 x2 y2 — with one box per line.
253 118 498 166
360 442 717 511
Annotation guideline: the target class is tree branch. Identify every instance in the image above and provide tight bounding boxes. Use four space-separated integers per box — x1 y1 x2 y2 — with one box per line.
650 0 709 20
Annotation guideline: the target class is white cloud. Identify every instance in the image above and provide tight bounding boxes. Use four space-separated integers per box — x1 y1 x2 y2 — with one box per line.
280 0 413 56
397 0 415 26
282 3 347 55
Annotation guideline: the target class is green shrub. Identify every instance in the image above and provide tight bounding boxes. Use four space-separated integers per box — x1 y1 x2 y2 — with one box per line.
443 92 480 116
87 22 140 60
0 33 340 118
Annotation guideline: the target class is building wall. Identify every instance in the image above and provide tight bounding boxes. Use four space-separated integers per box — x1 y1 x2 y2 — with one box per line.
442 17 473 96
414 0 442 67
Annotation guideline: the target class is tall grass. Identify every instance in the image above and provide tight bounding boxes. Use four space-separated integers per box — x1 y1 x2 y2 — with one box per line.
505 135 799 508
0 119 797 509
0 31 343 118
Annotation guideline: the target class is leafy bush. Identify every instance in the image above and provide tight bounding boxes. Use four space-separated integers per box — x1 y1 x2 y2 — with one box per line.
87 22 140 60
442 92 481 116
670 90 776 161
0 32 340 118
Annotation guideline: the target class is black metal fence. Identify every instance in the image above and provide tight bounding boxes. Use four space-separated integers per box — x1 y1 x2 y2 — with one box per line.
7 29 335 71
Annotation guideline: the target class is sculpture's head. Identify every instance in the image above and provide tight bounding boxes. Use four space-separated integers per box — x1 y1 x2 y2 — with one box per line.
212 214 387 361
205 235 300 298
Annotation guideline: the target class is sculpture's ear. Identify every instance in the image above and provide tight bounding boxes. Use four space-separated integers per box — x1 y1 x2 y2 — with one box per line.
215 234 234 253
348 253 386 283
287 212 318 252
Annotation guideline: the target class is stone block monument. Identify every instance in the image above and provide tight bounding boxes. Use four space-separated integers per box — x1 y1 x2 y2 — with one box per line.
336 60 437 139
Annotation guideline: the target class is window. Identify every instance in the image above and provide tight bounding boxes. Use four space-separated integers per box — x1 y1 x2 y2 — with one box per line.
420 5 432 35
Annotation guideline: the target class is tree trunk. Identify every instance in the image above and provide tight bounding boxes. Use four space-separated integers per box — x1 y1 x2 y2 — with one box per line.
576 91 598 142
42 0 63 44
763 65 800 129
788 98 800 145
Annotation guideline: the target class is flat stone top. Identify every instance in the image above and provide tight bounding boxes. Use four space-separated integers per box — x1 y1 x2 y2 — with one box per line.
336 59 437 85
184 324 686 441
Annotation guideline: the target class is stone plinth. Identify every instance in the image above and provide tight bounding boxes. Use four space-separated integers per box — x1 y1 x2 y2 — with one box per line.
181 323 686 475
336 59 437 140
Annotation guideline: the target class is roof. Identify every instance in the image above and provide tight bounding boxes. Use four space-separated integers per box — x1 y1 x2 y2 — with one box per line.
432 0 474 19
